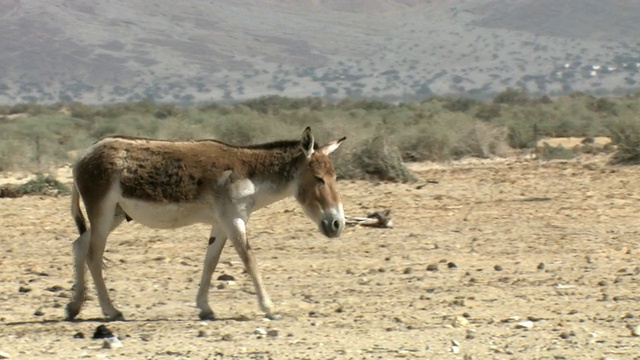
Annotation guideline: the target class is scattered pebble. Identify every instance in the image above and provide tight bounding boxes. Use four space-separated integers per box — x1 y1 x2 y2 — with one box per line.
254 327 267 336
217 274 235 281
0 351 9 359
45 285 65 292
560 331 576 339
537 262 545 270
465 329 476 340
197 330 207 338
403 267 413 274
221 334 233 341
515 320 534 329
452 316 470 328
18 286 31 293
93 325 114 339
450 340 460 354
494 265 503 271
630 324 640 337
33 308 44 316
266 329 279 337
102 337 123 349
73 332 85 339
426 264 438 272
447 262 457 269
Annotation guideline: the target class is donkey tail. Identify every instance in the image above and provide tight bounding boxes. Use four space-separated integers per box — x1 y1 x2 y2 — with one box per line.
71 182 87 235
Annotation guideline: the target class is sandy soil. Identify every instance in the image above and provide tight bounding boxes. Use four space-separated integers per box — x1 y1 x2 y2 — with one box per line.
1 154 640 359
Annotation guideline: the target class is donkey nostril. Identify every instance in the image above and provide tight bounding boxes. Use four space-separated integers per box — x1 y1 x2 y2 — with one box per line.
332 219 340 230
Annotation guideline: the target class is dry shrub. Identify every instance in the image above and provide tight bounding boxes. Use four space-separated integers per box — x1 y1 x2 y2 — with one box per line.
452 122 511 159
536 144 577 160
337 135 416 182
607 117 640 164
0 174 69 198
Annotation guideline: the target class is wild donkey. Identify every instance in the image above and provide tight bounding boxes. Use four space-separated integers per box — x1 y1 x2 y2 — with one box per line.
67 127 345 321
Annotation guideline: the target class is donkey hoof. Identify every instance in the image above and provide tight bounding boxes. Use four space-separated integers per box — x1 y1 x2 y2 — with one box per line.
199 311 216 321
106 312 125 321
65 303 80 321
265 313 282 321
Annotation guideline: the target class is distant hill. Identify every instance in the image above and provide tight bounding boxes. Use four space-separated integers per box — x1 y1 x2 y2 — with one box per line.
0 0 638 104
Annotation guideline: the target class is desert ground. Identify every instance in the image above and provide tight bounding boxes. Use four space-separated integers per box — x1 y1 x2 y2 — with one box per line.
1 154 640 359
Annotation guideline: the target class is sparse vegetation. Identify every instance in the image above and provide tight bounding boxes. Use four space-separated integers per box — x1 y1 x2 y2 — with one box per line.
1 90 640 182
607 117 640 164
0 173 70 198
536 144 577 161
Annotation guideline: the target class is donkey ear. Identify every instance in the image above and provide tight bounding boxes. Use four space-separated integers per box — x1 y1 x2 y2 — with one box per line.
300 127 315 158
319 136 346 155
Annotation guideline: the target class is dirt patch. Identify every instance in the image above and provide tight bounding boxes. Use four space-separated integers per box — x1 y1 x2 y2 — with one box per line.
1 154 640 359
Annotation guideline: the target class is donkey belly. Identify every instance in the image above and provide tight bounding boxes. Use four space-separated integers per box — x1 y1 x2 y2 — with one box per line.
118 198 215 229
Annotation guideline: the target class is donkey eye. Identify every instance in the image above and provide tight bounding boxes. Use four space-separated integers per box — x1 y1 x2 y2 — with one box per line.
314 176 325 184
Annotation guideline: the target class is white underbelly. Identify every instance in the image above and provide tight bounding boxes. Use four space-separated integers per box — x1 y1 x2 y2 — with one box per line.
118 198 215 229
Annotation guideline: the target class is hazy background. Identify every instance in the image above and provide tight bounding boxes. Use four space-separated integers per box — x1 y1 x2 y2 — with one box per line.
1 0 639 105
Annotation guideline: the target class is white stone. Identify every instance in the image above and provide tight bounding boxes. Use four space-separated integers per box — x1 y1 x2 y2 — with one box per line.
102 337 123 349
515 320 534 329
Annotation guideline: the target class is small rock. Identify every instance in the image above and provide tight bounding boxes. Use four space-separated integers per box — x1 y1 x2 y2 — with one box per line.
403 267 413 274
45 285 65 292
254 327 267 336
18 286 31 293
451 340 460 354
93 325 114 339
197 330 207 337
0 350 9 359
266 329 279 337
217 274 235 281
494 265 503 271
426 264 438 272
559 331 575 339
630 324 640 337
465 329 476 340
33 308 44 316
102 337 123 349
447 262 457 269
515 320 533 329
537 262 545 270
452 316 470 328
73 332 85 339
221 334 233 341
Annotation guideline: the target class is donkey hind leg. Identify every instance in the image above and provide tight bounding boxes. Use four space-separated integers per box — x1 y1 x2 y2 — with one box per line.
88 208 126 321
228 218 280 320
196 227 228 320
66 208 126 321
66 229 91 321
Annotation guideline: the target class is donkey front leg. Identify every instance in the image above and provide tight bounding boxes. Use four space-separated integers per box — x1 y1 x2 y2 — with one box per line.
196 228 228 320
229 218 280 320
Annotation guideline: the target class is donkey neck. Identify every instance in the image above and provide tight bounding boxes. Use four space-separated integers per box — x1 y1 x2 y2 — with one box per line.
229 147 305 212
